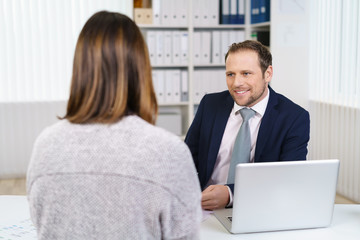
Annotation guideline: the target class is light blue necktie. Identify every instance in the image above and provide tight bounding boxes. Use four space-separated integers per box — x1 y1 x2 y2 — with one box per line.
227 108 256 184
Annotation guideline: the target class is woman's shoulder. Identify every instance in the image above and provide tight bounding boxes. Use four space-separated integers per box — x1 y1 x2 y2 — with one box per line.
34 120 70 146
121 115 183 144
120 116 191 163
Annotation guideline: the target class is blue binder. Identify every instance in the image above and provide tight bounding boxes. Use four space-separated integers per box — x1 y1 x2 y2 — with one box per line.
236 0 245 24
253 0 270 24
221 0 230 24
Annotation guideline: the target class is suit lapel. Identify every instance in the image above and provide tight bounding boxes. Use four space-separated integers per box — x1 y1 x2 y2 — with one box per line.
255 87 279 162
206 93 234 179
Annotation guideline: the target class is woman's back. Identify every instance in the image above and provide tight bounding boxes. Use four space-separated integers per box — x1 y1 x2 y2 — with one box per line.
27 115 202 239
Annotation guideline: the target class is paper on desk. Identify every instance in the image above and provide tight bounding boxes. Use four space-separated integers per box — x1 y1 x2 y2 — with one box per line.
202 210 213 222
0 218 37 240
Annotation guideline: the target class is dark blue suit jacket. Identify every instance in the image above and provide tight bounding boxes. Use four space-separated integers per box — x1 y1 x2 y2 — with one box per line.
185 87 310 192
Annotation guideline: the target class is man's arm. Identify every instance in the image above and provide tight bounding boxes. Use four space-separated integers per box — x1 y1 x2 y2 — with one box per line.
280 110 310 160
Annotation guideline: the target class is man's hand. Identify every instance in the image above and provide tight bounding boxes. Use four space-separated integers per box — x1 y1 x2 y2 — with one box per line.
201 185 230 210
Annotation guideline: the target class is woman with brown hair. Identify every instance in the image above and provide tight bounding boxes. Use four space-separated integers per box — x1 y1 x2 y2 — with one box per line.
27 11 201 239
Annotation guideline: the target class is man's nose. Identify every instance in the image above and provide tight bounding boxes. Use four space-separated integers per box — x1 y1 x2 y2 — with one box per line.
233 75 245 86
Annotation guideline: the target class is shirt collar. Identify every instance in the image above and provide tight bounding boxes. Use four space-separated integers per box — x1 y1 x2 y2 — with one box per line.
232 87 270 117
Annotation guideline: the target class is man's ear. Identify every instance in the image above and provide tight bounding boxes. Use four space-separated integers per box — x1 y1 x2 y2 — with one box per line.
265 65 273 83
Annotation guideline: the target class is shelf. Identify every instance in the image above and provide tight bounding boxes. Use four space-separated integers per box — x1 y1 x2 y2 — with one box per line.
193 24 246 29
159 102 189 107
251 21 271 28
138 24 187 29
152 64 188 68
140 24 248 30
194 64 225 68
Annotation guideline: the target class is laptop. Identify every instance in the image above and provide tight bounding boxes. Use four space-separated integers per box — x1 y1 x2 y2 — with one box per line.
214 159 340 234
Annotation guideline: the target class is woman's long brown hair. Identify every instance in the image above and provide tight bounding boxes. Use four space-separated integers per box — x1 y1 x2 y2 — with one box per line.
62 11 157 124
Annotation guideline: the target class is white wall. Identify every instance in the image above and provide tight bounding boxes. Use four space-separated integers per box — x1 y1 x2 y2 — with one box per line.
0 101 67 178
270 0 310 110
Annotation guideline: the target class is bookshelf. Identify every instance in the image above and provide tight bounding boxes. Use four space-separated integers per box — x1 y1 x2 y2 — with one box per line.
135 0 270 137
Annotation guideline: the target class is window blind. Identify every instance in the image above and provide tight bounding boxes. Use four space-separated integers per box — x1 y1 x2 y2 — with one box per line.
0 0 133 102
309 0 360 202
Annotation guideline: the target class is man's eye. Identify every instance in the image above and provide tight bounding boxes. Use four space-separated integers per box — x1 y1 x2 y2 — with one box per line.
243 72 250 76
227 73 234 77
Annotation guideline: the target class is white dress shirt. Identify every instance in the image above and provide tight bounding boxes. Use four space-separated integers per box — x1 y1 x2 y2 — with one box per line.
205 91 269 205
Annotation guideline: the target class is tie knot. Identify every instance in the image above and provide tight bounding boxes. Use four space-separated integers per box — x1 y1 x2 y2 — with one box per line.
240 108 255 122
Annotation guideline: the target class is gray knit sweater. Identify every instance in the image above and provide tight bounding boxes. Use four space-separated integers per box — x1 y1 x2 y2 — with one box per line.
27 115 202 240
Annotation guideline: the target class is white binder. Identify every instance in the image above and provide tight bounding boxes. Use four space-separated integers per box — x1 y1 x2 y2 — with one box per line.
161 0 171 26
172 31 181 64
220 30 230 60
199 0 208 26
237 29 246 42
202 70 211 97
163 31 172 64
152 70 165 104
171 70 181 103
152 70 158 94
206 0 220 26
181 70 188 102
201 31 211 64
167 0 177 26
229 30 237 46
180 31 188 64
155 31 164 65
193 31 202 65
146 30 157 65
164 70 173 103
176 0 188 26
192 0 202 27
193 70 202 104
212 31 222 64
152 0 161 25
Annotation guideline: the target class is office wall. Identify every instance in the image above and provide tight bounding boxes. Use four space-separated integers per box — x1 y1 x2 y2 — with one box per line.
0 101 66 178
270 0 310 110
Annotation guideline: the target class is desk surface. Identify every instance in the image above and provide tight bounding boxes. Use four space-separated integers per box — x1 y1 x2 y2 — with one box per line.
201 204 360 240
1 195 360 240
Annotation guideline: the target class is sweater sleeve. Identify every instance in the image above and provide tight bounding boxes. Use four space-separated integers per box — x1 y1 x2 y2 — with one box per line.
159 141 202 239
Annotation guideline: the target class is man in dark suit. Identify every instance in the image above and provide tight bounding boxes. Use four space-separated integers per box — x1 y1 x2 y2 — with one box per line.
185 40 310 210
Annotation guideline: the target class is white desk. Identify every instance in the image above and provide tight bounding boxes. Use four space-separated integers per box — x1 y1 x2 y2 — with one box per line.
0 195 36 239
201 205 360 240
1 195 359 239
